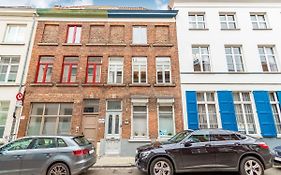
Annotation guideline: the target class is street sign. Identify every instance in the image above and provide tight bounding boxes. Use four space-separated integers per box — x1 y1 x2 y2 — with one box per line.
16 92 23 101
15 100 22 107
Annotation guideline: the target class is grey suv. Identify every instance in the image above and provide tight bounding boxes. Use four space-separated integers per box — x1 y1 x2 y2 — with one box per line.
136 129 272 175
0 135 96 175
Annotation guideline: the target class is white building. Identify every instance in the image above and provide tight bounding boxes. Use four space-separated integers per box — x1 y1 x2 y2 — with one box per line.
0 7 36 144
170 0 281 146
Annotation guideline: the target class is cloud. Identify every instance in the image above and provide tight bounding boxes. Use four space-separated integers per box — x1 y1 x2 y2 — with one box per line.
154 0 168 10
0 0 94 8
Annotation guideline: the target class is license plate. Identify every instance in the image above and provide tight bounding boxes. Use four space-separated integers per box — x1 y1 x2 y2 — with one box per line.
275 156 281 162
89 150 94 154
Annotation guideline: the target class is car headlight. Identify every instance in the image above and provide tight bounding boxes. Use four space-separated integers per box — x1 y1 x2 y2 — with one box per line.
140 151 151 158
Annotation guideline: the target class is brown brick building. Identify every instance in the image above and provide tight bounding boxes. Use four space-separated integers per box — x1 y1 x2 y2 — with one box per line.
17 8 183 156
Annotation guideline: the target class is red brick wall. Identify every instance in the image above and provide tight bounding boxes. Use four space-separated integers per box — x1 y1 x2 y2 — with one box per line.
18 20 183 141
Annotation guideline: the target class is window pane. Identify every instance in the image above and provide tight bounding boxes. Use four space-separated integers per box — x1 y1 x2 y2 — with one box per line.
37 65 45 82
27 117 42 135
31 103 44 115
62 65 70 82
44 104 58 115
58 117 71 134
107 101 121 110
42 117 56 135
108 115 112 134
45 65 53 82
60 103 73 115
83 99 99 113
67 27 74 43
133 27 147 44
115 115 120 134
75 26 82 43
70 66 77 82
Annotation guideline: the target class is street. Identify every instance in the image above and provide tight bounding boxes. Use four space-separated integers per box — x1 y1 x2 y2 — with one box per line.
84 167 281 175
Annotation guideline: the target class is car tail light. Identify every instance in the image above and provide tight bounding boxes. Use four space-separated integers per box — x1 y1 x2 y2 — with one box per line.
73 149 89 156
258 143 269 149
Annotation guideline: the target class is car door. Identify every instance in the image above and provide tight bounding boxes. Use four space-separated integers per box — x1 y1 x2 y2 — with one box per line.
179 130 216 170
21 138 57 175
0 138 33 175
210 131 241 168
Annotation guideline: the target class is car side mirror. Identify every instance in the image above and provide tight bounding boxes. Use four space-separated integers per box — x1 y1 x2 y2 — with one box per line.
184 141 192 147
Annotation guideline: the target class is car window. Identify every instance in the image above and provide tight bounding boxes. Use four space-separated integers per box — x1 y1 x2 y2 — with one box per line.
73 136 91 146
187 134 210 143
57 138 68 147
211 134 232 141
31 138 56 149
1 138 33 151
168 130 192 143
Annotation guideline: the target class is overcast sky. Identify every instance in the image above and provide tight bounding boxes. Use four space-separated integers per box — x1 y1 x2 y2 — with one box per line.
0 0 169 9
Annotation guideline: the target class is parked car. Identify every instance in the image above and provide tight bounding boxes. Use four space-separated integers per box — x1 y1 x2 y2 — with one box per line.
136 129 272 175
273 146 281 167
0 135 96 175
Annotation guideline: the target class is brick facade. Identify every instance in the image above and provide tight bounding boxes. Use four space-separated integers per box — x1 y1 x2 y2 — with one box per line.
18 20 183 147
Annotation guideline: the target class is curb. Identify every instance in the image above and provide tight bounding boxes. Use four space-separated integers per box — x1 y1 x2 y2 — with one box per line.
90 165 136 169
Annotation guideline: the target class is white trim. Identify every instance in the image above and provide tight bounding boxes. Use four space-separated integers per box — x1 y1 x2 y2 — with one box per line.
107 57 124 84
37 18 175 22
132 57 147 84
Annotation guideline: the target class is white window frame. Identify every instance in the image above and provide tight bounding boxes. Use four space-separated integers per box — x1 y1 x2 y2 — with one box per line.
132 57 147 84
269 92 281 136
188 13 206 29
3 24 27 43
131 99 149 140
0 101 10 138
250 13 269 29
132 26 147 44
156 57 172 84
258 46 278 72
219 13 237 29
108 57 123 84
197 92 221 129
225 46 245 72
0 56 20 83
192 45 211 72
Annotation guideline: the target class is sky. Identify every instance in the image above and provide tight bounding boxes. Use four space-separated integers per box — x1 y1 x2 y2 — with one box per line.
0 0 169 9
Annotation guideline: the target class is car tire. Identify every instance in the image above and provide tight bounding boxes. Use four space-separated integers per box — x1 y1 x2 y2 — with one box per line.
47 162 70 175
149 157 174 175
239 156 264 175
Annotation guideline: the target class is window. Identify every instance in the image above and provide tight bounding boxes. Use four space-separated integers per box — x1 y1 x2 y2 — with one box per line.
269 92 281 134
192 46 211 72
132 57 147 84
233 92 257 135
158 105 174 137
225 46 244 72
3 24 26 43
197 92 219 129
31 138 56 149
27 103 73 135
220 13 237 29
258 46 278 72
36 56 54 83
250 13 268 29
107 101 122 111
156 57 171 84
86 57 102 83
83 99 99 113
108 57 123 84
132 105 148 138
187 131 210 143
0 101 9 138
66 25 81 44
1 138 33 151
189 13 206 29
132 26 147 44
61 57 79 83
57 138 68 147
0 56 20 83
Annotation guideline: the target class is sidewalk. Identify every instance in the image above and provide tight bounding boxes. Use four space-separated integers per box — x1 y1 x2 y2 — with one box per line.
93 156 136 168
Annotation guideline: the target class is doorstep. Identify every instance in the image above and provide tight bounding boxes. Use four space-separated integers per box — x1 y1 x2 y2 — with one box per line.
93 156 135 168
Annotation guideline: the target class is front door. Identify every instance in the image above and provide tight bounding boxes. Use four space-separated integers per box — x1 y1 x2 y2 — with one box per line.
105 112 121 155
82 115 98 146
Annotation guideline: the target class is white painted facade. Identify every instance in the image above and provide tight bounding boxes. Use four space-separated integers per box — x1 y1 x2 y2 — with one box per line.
170 0 281 139
0 7 36 143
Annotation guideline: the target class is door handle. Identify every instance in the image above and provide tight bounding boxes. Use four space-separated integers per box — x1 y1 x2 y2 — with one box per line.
44 153 52 158
14 155 22 159
205 144 212 147
234 142 241 146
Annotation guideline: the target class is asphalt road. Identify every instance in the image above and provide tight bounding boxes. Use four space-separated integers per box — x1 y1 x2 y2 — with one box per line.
83 167 281 175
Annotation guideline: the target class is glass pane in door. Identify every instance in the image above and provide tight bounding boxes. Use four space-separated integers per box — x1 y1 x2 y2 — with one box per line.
115 115 119 134
108 115 113 134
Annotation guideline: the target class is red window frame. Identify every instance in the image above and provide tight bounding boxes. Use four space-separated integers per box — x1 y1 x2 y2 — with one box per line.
86 57 102 84
61 57 78 83
66 25 81 44
35 56 54 83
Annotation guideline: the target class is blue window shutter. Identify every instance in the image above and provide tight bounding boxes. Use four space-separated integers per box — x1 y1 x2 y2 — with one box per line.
277 91 281 109
253 91 277 137
217 91 238 131
185 91 199 130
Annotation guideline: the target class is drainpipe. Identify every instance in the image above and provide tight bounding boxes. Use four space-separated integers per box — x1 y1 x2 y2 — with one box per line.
9 12 36 142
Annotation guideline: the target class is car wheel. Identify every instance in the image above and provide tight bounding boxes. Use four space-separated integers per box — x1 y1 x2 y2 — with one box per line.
240 156 264 175
149 157 174 175
47 162 70 175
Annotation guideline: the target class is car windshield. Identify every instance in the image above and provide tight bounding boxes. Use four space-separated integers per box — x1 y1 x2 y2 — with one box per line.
73 136 91 146
168 130 192 143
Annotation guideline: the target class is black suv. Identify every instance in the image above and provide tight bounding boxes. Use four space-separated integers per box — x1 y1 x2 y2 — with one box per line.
136 129 272 175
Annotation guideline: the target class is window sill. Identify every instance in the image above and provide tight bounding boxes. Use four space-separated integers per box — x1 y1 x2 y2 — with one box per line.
107 43 127 47
56 83 79 87
62 43 82 46
153 43 173 47
104 84 126 87
154 83 176 87
81 83 104 87
0 83 20 87
189 28 209 31
83 112 99 115
129 83 151 87
253 28 272 31
0 42 25 45
38 43 59 46
85 43 107 46
221 28 241 31
130 44 150 47
128 138 151 143
30 83 54 87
